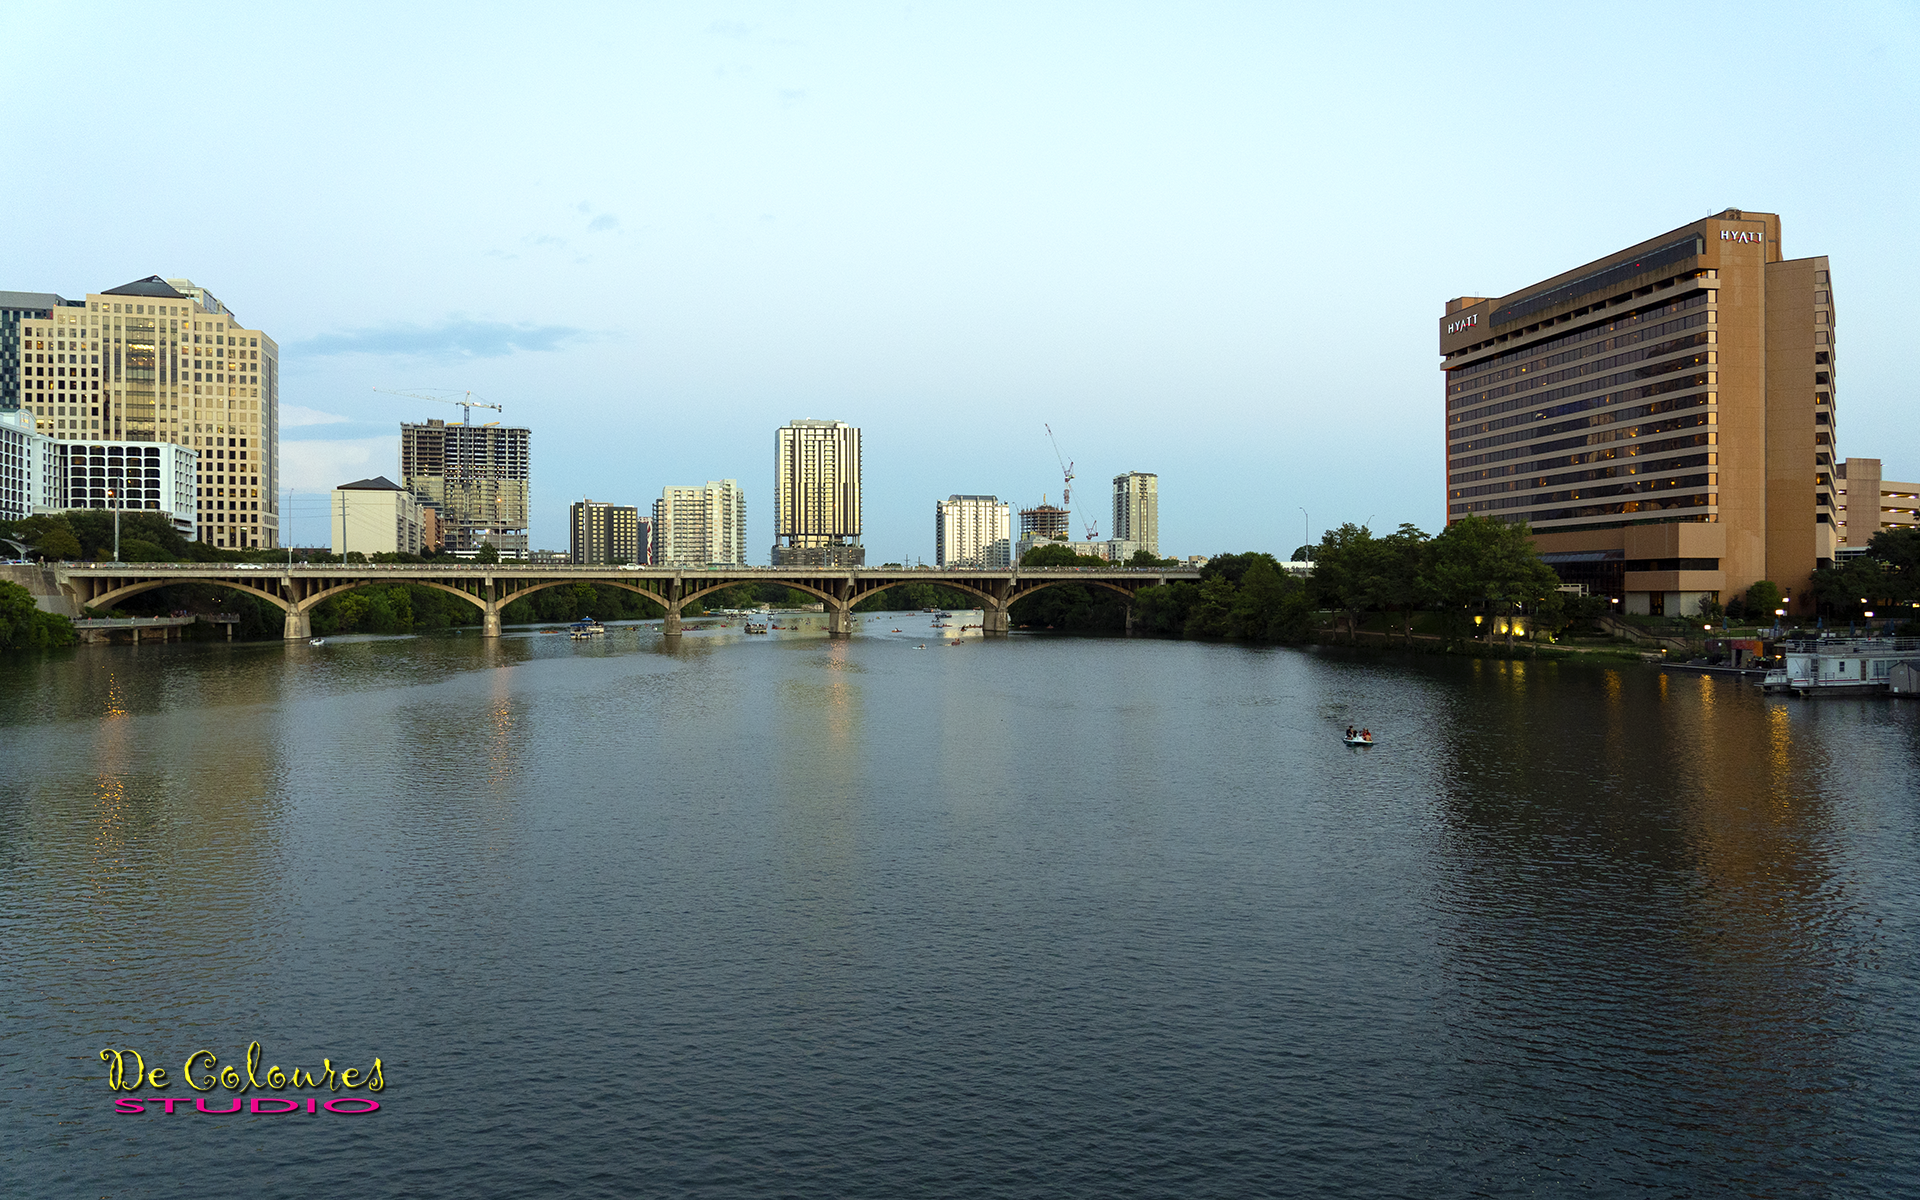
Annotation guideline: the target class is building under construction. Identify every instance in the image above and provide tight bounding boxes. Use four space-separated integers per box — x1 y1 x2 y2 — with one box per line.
1018 501 1070 541
400 418 531 559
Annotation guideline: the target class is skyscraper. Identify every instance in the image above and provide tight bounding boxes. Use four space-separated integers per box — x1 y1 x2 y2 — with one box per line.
935 495 1012 568
1111 472 1159 557
1442 209 1834 615
6 276 280 548
653 480 746 567
570 499 648 565
400 418 531 559
772 419 863 566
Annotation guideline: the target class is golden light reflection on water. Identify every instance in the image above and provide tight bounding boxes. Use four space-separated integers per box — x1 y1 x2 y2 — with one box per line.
487 666 516 790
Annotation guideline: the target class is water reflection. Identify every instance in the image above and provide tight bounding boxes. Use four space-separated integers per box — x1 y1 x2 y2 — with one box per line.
1427 661 1869 1184
1 637 1915 1197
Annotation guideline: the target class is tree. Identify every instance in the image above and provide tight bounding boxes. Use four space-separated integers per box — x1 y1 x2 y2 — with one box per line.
0 580 76 648
1310 524 1381 642
1745 580 1783 619
1020 542 1106 568
1377 523 1430 646
1229 557 1314 642
473 541 500 564
1422 515 1558 653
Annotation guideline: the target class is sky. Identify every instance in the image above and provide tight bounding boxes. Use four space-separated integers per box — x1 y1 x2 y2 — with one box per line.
4 2 1915 560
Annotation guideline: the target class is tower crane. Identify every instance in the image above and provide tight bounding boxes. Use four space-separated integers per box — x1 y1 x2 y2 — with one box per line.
373 387 503 425
1044 424 1098 541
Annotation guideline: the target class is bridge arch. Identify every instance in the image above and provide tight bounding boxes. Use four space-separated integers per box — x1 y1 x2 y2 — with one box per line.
82 576 295 615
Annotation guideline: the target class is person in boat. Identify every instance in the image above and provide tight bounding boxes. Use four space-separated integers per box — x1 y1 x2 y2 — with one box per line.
1345 725 1357 740
1360 729 1371 742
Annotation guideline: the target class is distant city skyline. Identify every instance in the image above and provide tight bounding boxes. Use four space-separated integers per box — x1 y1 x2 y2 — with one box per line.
3 6 1912 559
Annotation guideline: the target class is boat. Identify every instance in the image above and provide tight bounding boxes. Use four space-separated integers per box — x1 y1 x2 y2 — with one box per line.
745 622 768 634
568 618 606 640
309 638 325 646
1764 636 1920 695
1343 734 1375 747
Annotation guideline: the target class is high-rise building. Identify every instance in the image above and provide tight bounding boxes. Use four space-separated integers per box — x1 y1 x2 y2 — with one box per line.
1111 472 1158 557
1442 209 1836 616
653 480 746 567
0 408 55 522
6 276 279 548
1018 501 1070 541
934 495 1011 568
2 290 76 414
570 499 649 565
772 419 863 567
50 441 199 536
1835 459 1920 548
331 476 427 557
400 418 531 560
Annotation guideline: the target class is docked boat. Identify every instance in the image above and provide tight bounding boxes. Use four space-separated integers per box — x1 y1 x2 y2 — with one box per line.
1764 636 1920 695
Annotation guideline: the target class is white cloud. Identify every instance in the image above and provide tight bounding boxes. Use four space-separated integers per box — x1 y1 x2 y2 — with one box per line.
280 437 399 493
281 404 350 427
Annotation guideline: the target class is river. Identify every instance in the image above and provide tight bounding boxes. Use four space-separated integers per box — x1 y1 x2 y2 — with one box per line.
3 615 1917 1198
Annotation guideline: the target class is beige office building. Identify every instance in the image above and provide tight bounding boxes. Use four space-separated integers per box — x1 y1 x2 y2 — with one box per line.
331 475 427 557
400 419 531 559
653 480 746 567
772 419 863 566
1442 209 1836 616
1835 458 1920 547
1111 471 1159 557
12 275 279 548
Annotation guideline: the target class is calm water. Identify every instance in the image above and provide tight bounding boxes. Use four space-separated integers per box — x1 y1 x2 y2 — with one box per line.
3 616 1917 1198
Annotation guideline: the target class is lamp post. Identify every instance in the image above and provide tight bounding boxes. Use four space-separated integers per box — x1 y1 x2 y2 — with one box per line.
1299 508 1309 555
107 466 122 563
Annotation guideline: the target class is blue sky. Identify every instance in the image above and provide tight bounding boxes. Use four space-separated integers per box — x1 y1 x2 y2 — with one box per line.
4 2 1915 559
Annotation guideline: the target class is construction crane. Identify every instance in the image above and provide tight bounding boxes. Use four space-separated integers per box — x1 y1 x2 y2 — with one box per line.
373 387 503 425
1044 424 1099 541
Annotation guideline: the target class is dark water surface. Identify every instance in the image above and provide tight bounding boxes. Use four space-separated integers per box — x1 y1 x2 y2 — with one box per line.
3 619 1917 1198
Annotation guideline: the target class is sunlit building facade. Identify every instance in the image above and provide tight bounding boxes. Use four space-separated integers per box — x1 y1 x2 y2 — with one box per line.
1111 472 1158 558
1442 209 1836 616
570 499 649 565
934 494 1011 568
772 419 863 567
5 276 279 548
653 479 746 567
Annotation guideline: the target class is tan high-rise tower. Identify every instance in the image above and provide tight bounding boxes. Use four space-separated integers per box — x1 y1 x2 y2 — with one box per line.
1111 472 1159 557
12 275 279 548
772 419 863 567
1441 209 1836 616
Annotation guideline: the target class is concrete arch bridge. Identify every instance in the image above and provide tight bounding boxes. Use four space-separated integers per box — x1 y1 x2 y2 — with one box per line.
52 564 1200 641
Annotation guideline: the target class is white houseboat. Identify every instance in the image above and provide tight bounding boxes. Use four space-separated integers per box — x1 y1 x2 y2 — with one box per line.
1763 637 1920 696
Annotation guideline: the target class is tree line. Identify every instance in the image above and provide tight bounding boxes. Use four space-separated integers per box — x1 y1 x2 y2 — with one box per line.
1016 516 1591 649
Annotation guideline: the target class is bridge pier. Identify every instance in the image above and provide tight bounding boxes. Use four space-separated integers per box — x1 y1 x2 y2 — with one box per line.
482 602 503 638
827 604 853 638
662 606 683 638
981 604 1010 637
283 606 312 640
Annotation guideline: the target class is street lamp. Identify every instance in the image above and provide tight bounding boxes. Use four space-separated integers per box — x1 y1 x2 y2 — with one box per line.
106 465 122 562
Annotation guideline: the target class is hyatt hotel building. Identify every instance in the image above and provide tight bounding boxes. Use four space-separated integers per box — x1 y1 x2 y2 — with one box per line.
1441 209 1835 616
